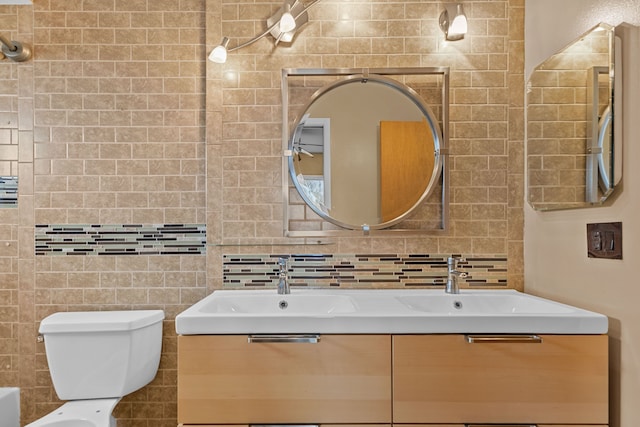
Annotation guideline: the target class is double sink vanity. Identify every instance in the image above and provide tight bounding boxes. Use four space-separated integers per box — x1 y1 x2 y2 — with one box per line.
175 288 609 427
175 21 620 426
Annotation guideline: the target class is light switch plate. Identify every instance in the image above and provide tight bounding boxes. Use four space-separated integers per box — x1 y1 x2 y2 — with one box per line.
587 222 622 259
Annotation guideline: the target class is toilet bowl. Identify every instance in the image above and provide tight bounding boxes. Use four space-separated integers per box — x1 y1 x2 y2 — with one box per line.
25 310 164 427
25 399 119 427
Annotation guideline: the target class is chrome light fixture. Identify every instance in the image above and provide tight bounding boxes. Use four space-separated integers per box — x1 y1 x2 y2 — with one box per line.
439 3 468 41
209 0 320 64
0 34 32 62
208 37 229 63
278 3 297 33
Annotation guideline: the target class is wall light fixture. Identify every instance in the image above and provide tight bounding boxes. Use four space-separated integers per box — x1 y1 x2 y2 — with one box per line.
209 0 322 64
439 3 468 41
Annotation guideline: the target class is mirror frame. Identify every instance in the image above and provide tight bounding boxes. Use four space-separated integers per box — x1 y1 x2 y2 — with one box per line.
282 67 450 237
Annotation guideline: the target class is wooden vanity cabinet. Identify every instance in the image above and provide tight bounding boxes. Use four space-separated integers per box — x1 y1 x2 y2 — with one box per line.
393 334 609 425
177 334 391 425
177 333 607 427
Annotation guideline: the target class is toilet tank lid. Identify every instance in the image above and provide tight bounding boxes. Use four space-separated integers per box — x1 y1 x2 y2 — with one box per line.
39 310 165 334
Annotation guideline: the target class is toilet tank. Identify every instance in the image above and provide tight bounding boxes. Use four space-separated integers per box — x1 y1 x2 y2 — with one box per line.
39 310 165 400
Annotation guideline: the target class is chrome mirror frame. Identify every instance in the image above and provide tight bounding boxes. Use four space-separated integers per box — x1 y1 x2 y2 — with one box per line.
282 67 450 237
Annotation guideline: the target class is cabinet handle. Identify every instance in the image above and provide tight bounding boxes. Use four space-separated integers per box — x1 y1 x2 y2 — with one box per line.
251 425 319 427
466 425 537 427
248 334 320 344
465 334 542 344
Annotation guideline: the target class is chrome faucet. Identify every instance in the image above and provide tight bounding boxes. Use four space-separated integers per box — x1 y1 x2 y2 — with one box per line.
445 256 468 294
277 257 290 294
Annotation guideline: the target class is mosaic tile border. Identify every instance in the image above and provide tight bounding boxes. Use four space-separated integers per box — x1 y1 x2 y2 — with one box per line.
0 176 17 207
223 254 508 289
35 224 206 256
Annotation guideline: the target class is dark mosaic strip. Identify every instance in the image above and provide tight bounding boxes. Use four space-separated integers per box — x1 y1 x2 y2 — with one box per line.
35 224 206 256
223 253 508 289
0 176 17 207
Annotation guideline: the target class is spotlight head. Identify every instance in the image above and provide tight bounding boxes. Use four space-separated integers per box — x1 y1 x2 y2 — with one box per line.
209 37 230 63
439 3 468 41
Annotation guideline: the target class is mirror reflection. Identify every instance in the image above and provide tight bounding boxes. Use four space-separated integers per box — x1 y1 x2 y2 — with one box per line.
527 23 620 210
283 68 449 235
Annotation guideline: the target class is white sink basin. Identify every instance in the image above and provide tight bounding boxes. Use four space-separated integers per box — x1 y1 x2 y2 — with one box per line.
200 293 357 314
396 292 574 314
175 289 608 335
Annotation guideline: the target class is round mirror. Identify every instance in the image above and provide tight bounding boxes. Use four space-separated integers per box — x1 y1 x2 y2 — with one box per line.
288 74 443 230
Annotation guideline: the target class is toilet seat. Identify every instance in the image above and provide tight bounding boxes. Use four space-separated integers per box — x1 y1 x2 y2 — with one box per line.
25 398 120 427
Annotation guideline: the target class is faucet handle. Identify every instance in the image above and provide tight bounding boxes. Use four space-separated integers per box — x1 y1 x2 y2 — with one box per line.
278 257 288 272
447 256 468 277
276 257 291 295
447 256 464 268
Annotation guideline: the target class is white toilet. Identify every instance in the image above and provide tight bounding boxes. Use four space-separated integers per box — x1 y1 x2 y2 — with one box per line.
26 310 165 427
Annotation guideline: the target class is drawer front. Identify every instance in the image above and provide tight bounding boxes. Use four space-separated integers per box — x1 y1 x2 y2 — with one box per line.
390 425 607 427
393 334 608 424
178 335 391 425
390 425 606 427
179 425 392 427
390 425 464 427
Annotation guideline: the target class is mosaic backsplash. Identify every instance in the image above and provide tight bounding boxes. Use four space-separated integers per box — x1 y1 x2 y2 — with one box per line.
0 176 17 206
223 254 508 288
35 224 206 255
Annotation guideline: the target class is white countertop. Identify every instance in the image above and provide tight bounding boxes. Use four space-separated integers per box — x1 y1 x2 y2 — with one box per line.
175 289 608 335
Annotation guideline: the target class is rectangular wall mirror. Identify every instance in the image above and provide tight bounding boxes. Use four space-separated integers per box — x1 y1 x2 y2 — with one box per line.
526 23 622 211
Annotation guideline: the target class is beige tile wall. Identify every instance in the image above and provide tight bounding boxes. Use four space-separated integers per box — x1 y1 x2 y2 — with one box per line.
0 0 525 426
2 1 208 426
0 1 33 422
207 0 524 289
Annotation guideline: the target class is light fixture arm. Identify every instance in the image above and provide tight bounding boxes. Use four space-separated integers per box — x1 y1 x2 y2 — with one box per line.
227 22 281 53
222 0 323 54
0 34 17 51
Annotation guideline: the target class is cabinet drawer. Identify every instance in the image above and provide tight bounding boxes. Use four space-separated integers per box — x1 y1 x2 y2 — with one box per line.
393 334 608 424
179 425 392 427
392 425 464 427
392 425 606 427
178 335 391 425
